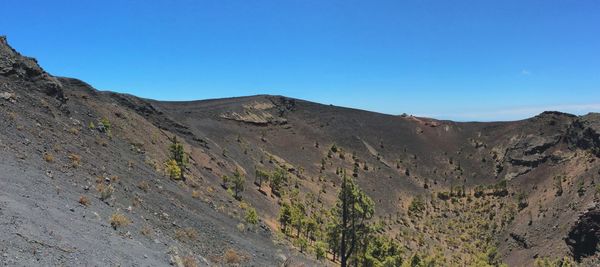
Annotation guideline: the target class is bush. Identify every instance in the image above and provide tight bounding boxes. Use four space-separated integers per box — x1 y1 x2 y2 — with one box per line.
182 255 198 267
223 170 246 200
175 227 198 241
140 225 153 236
223 249 242 264
409 196 426 214
231 169 245 200
181 255 198 267
270 168 287 195
165 159 182 180
168 136 187 180
97 184 114 201
315 241 326 260
577 180 586 197
43 152 54 163
254 168 270 186
517 193 528 211
330 144 338 153
110 212 131 229
100 117 111 133
221 175 230 189
295 237 308 252
245 207 259 225
68 127 79 135
137 180 150 192
68 153 81 168
78 195 90 206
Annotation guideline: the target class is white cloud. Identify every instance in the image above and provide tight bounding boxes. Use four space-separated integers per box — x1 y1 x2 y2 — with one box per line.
521 69 531 75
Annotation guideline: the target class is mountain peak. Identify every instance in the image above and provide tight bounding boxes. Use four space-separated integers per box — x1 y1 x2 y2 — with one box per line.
0 35 65 102
1 35 44 77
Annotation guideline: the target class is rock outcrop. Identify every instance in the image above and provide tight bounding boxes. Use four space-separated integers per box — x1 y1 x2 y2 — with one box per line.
0 36 64 101
566 204 600 262
567 113 600 157
220 97 291 125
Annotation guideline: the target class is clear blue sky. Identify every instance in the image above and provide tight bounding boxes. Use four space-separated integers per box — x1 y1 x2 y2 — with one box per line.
2 0 599 121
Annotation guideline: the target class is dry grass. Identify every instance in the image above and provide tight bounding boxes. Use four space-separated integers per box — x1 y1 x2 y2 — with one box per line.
137 180 150 192
68 153 81 168
96 183 114 201
182 255 198 267
110 212 131 229
52 144 62 152
140 224 153 237
43 152 54 163
95 137 108 147
223 249 242 264
175 227 198 241
78 195 90 206
7 111 17 121
68 127 79 135
132 196 142 207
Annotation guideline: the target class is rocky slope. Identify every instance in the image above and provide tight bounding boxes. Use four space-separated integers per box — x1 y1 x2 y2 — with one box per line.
1 36 600 266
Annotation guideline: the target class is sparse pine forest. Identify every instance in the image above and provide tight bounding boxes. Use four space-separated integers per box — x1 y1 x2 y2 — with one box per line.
2 35 599 265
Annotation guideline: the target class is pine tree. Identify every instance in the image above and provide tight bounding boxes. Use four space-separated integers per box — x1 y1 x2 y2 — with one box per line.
231 169 245 200
329 173 375 267
169 136 187 180
279 203 292 234
269 168 287 195
254 167 270 186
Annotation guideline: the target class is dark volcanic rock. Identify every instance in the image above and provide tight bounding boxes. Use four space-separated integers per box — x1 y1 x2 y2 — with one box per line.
0 36 64 101
567 113 600 157
566 205 600 262
2 36 599 267
502 134 562 179
510 232 529 249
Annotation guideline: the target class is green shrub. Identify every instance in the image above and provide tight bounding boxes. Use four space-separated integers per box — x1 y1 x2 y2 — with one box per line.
245 207 259 225
231 169 245 200
100 117 112 136
409 196 426 214
516 192 528 211
577 180 586 197
165 159 182 180
330 144 338 153
168 136 187 180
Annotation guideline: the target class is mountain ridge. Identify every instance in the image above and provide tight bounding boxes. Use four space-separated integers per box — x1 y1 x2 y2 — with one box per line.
2 36 600 266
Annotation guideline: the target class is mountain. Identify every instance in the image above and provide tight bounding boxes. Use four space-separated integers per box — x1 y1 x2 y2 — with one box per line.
1 36 599 266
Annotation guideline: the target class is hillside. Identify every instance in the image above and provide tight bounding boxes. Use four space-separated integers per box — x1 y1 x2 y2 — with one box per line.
1 36 600 266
